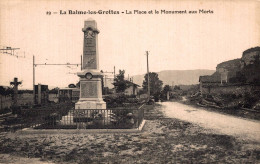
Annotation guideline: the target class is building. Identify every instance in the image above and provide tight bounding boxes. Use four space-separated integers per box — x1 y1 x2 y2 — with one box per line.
124 80 140 96
34 84 49 105
58 87 80 103
216 59 241 84
199 73 221 95
199 47 260 95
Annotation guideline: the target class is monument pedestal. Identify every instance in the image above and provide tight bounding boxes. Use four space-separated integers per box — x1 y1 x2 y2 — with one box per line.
75 70 106 109
75 101 106 109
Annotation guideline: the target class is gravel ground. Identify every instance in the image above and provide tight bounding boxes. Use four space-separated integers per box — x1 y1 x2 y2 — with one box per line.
0 104 259 163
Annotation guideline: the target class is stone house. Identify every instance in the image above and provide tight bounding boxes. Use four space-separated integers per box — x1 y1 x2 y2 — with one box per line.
216 58 241 84
58 85 80 103
199 46 260 95
124 80 140 96
199 73 221 95
199 59 240 95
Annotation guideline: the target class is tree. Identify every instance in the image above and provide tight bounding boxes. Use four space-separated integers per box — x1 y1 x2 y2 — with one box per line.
161 85 172 100
0 86 5 95
173 85 181 90
0 86 13 96
113 69 127 93
142 72 163 98
162 85 171 93
49 87 59 94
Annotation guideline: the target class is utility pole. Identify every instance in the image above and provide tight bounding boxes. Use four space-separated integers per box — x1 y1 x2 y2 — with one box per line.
104 75 107 87
81 55 82 70
114 66 115 79
33 55 35 104
10 77 22 108
146 51 150 101
101 71 114 87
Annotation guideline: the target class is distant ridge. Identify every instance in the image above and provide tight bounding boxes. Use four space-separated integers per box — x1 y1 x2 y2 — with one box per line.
131 69 215 86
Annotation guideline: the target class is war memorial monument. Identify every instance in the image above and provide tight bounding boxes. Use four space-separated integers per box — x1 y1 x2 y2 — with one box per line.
75 19 106 110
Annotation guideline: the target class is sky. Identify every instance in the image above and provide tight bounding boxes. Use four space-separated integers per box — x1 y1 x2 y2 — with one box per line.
0 0 259 89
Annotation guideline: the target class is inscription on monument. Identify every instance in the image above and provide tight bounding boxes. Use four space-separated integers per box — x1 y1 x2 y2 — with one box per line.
81 82 98 98
83 30 97 69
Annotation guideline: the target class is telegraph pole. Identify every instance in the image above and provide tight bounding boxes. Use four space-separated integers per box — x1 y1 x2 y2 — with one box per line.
146 51 150 101
33 55 35 104
101 70 114 95
114 66 116 78
81 55 82 70
104 75 107 87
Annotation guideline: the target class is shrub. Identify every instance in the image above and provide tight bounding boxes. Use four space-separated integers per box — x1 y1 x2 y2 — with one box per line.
242 92 259 108
0 107 11 115
109 109 135 128
104 94 139 108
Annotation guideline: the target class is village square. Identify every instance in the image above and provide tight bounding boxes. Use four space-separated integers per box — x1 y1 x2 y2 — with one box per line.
0 0 260 163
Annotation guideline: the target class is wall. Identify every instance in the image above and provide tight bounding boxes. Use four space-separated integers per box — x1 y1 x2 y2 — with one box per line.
125 86 134 95
0 93 59 111
0 94 34 111
201 84 260 95
17 93 34 105
216 59 241 82
0 95 12 110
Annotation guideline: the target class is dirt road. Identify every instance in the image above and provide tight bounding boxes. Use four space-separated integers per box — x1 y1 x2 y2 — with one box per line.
160 102 260 142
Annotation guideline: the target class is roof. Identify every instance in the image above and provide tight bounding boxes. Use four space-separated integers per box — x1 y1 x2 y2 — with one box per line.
125 80 140 87
199 72 221 83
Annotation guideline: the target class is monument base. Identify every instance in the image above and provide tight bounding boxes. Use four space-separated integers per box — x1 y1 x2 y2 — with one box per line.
75 100 106 109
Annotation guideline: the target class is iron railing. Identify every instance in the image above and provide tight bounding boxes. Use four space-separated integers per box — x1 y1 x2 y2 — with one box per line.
15 105 144 130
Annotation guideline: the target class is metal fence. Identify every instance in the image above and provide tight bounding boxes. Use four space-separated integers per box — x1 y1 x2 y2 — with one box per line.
17 105 144 130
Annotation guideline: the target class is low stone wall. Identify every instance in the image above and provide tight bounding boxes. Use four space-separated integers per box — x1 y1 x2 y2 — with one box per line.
202 84 260 95
0 94 34 111
17 93 34 105
0 95 12 110
0 93 59 111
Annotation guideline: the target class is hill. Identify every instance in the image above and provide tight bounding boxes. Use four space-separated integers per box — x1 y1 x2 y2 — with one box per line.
132 69 215 86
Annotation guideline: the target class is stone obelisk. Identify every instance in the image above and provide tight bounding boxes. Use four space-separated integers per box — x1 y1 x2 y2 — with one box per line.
75 19 106 109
